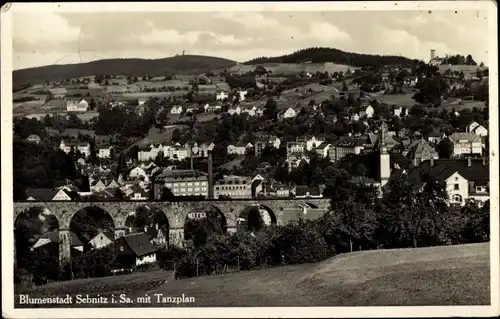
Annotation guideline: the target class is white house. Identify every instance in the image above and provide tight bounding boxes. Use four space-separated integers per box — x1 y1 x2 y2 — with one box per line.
66 99 89 112
467 121 488 137
238 90 248 101
138 98 147 106
170 105 183 114
59 140 91 158
228 106 241 115
129 166 148 181
394 106 409 118
227 142 253 155
241 106 263 117
97 145 113 159
90 179 106 193
410 158 490 206
216 91 229 101
305 136 325 151
448 133 483 157
363 105 375 118
137 143 164 161
89 231 114 249
280 108 297 119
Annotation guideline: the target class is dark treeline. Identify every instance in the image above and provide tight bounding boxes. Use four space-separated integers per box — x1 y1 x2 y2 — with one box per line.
245 47 417 66
13 55 235 87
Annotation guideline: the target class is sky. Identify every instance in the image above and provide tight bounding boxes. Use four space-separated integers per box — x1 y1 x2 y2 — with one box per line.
12 10 490 70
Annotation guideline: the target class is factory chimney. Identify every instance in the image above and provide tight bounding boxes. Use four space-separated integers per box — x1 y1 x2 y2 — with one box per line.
207 150 214 199
430 49 436 61
190 144 194 170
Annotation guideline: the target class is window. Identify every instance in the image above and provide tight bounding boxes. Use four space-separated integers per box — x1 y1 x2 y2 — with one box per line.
120 246 124 252
453 194 463 203
454 184 459 190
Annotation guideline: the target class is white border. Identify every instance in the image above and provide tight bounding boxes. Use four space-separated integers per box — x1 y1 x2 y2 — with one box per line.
1 2 498 318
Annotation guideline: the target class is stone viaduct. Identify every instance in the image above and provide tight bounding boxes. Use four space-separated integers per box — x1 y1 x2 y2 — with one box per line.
14 199 331 266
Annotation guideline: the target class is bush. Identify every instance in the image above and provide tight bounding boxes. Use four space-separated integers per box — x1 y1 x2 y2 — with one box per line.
175 254 199 279
157 246 188 270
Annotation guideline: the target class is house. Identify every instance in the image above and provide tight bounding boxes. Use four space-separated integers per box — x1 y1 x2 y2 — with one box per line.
214 175 252 199
293 186 323 199
238 90 248 101
315 142 331 158
287 141 306 156
152 168 209 199
129 166 148 181
241 106 263 117
363 105 375 118
216 91 229 101
467 121 488 137
49 87 67 99
66 99 89 112
394 106 409 118
204 104 222 113
405 139 439 167
59 140 91 158
170 105 183 114
331 137 365 162
185 104 199 114
427 132 446 145
448 133 483 157
303 136 325 151
89 231 114 249
274 184 294 198
106 179 120 188
25 134 41 144
164 143 189 161
144 224 168 248
286 155 310 172
406 158 489 206
228 106 241 116
90 179 107 193
32 231 84 252
97 145 113 159
190 142 215 158
25 188 78 201
138 98 147 106
137 143 164 162
227 142 253 155
115 233 158 268
279 108 297 120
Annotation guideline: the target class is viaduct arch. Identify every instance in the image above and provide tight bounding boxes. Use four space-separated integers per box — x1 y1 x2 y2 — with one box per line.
13 199 330 267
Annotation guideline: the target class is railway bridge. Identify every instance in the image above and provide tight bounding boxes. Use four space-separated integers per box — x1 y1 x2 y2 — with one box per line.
14 199 331 266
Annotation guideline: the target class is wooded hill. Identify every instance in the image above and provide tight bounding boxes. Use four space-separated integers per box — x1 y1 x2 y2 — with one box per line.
13 55 236 87
245 47 418 67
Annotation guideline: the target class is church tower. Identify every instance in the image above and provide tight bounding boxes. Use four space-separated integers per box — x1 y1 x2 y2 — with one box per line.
379 121 391 188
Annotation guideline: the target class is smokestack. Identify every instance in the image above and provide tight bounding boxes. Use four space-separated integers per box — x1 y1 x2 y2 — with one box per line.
430 49 436 61
207 150 214 199
430 158 434 167
467 157 472 167
190 144 194 170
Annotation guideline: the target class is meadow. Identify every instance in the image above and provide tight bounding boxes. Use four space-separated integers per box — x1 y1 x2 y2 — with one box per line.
15 242 490 307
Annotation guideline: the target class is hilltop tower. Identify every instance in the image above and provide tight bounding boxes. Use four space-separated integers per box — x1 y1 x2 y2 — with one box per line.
379 121 391 188
430 49 436 61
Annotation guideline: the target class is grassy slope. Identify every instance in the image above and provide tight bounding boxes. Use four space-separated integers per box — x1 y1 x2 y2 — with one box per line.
16 242 490 307
13 55 236 87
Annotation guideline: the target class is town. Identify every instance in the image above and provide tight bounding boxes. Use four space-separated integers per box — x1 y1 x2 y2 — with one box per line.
13 47 491 306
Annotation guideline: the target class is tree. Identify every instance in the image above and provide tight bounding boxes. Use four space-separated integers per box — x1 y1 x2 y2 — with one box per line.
263 98 278 120
465 54 477 66
436 138 454 159
171 128 181 143
380 176 449 248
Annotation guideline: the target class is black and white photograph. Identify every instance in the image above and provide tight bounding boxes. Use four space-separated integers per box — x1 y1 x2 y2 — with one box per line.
1 1 498 318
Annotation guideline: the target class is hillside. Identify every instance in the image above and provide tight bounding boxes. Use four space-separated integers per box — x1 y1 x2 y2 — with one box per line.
13 55 236 87
245 47 418 67
17 242 490 307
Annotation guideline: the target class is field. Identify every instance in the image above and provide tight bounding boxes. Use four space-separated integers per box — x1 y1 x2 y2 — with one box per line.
228 63 359 75
438 65 481 76
370 91 417 107
15 242 490 307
